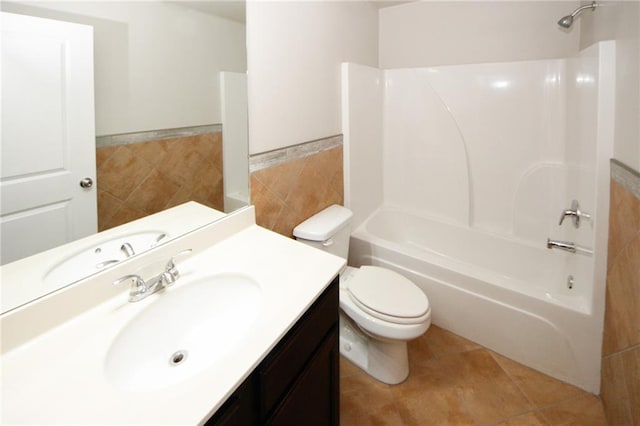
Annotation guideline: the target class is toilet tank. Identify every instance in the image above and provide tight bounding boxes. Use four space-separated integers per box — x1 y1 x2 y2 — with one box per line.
293 205 353 260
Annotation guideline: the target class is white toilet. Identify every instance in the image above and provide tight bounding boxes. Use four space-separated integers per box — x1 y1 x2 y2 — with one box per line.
294 205 431 384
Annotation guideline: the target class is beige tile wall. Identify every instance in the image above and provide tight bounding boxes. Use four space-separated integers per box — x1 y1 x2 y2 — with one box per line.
96 132 224 231
601 176 640 425
250 146 343 237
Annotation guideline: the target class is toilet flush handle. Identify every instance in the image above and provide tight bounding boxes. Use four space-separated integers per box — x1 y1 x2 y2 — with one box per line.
322 238 334 247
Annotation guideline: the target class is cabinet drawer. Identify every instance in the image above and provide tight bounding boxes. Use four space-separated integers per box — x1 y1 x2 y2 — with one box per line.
258 276 338 418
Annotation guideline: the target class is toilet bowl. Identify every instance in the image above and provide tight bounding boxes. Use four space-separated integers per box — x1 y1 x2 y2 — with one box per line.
294 205 431 384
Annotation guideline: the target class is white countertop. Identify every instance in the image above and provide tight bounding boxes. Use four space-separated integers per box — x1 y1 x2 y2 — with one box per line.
0 207 344 424
1 201 226 314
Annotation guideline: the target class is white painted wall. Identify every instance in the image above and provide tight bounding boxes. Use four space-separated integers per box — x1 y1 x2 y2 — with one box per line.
220 72 249 212
580 1 640 172
246 1 378 155
341 63 384 228
379 1 581 68
1 1 246 136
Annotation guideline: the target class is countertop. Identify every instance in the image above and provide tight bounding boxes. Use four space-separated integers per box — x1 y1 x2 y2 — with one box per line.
1 201 226 313
0 207 345 424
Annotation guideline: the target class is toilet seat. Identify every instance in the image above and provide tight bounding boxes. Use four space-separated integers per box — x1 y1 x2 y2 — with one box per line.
346 266 430 325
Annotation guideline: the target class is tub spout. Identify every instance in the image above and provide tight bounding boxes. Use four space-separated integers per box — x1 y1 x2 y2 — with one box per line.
546 238 576 253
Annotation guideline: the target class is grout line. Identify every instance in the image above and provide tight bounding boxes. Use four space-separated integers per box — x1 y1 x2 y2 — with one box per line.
535 392 590 411
537 393 610 426
538 408 554 426
483 351 545 425
253 172 292 233
606 228 640 280
488 351 538 407
604 341 640 357
252 172 288 205
455 387 480 425
483 408 551 426
384 380 407 426
488 350 597 413
283 157 308 205
122 166 155 207
425 345 480 361
602 353 632 426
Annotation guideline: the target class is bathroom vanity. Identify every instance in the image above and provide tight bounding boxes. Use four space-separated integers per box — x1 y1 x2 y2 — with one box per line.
0 206 344 424
207 277 338 425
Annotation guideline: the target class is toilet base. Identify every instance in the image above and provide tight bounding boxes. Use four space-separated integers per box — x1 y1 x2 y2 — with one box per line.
339 314 409 385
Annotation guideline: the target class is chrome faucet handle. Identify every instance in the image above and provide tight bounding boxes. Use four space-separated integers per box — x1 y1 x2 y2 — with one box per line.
113 274 148 302
163 249 193 285
150 233 167 248
558 200 591 228
558 210 577 226
120 242 135 258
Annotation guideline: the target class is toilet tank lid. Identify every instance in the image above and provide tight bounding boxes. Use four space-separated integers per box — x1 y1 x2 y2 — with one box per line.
293 205 353 241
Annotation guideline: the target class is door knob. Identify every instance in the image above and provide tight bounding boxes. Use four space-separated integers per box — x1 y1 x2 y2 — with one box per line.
79 177 94 188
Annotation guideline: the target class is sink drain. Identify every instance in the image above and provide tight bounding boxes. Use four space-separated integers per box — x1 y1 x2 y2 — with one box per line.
169 350 188 366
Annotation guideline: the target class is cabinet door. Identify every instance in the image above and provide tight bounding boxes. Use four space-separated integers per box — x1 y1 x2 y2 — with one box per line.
259 278 338 418
205 378 256 426
267 327 339 426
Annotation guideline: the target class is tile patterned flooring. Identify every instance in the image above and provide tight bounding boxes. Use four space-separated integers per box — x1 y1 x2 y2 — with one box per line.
340 325 608 426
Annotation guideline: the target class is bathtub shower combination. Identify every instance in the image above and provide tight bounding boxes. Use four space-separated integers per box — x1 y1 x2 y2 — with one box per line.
341 41 615 392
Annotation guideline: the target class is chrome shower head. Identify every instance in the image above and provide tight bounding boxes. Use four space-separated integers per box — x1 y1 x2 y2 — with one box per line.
558 15 574 29
558 1 599 29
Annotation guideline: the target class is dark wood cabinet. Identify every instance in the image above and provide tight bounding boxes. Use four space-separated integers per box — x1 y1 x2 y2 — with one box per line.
206 276 339 426
207 378 257 426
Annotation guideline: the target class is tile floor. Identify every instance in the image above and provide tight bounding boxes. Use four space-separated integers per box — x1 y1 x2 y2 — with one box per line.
340 325 608 426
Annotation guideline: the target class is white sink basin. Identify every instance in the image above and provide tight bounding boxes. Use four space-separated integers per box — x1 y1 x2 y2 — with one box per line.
104 274 262 392
43 231 168 286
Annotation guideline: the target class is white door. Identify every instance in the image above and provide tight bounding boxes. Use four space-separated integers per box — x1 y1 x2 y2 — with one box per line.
1 12 97 265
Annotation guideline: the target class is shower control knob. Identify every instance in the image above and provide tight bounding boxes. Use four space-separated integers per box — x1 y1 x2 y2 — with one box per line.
79 177 94 189
558 200 590 228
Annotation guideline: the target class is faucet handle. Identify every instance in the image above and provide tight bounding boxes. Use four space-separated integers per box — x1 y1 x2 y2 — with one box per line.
558 210 577 226
120 242 135 258
558 200 591 228
163 249 193 284
113 274 147 302
150 233 167 248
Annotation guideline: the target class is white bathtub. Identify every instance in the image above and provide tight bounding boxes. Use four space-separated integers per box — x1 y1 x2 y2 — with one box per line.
349 206 601 392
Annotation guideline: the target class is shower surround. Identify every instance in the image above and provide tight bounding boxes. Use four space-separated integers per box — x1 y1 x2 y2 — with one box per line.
342 41 615 392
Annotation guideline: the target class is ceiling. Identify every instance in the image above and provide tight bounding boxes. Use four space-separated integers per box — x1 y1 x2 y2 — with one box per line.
173 0 414 24
172 1 246 23
373 1 414 9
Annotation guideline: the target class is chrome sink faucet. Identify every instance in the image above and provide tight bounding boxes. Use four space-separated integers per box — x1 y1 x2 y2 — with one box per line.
558 200 591 228
113 274 149 302
113 249 192 302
